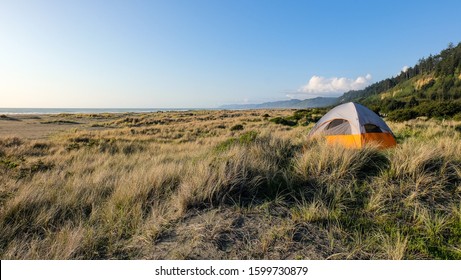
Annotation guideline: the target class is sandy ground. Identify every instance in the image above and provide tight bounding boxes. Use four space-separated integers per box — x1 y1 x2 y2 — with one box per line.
0 114 113 140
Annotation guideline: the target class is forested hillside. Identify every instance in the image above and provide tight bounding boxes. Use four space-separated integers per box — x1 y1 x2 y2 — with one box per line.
339 42 461 121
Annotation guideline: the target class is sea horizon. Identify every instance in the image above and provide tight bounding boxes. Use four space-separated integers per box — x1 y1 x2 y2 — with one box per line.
0 108 212 115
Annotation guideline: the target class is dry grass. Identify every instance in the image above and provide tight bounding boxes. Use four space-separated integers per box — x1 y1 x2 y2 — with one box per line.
0 110 460 259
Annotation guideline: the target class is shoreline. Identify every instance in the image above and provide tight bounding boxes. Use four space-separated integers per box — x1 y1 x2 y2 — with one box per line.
0 108 211 115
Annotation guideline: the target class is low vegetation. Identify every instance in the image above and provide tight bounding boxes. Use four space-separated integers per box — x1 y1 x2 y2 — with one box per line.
269 108 327 127
0 110 460 259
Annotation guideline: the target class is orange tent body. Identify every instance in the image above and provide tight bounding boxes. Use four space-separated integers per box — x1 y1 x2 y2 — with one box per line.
309 102 397 149
325 132 396 149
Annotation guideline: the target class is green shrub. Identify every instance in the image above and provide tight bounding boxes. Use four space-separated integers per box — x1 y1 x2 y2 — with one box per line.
415 101 461 118
238 130 258 143
385 100 406 111
215 131 259 152
292 110 309 121
269 117 297 126
388 109 418 121
230 124 244 131
455 124 461 133
0 158 20 169
306 114 322 123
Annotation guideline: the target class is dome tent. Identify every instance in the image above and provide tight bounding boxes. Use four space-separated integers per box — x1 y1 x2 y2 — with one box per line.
308 102 396 148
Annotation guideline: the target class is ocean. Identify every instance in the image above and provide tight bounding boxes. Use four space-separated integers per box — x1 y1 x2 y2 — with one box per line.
0 108 204 115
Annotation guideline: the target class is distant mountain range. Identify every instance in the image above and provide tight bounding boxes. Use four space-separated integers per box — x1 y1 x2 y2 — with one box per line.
219 96 338 109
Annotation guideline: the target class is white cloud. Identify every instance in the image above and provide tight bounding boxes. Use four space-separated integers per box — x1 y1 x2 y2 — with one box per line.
401 65 409 73
298 74 373 96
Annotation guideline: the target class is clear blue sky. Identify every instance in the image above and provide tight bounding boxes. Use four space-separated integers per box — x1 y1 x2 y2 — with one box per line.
1 0 460 108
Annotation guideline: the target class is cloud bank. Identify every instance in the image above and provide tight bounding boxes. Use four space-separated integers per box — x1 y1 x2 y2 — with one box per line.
299 74 372 96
